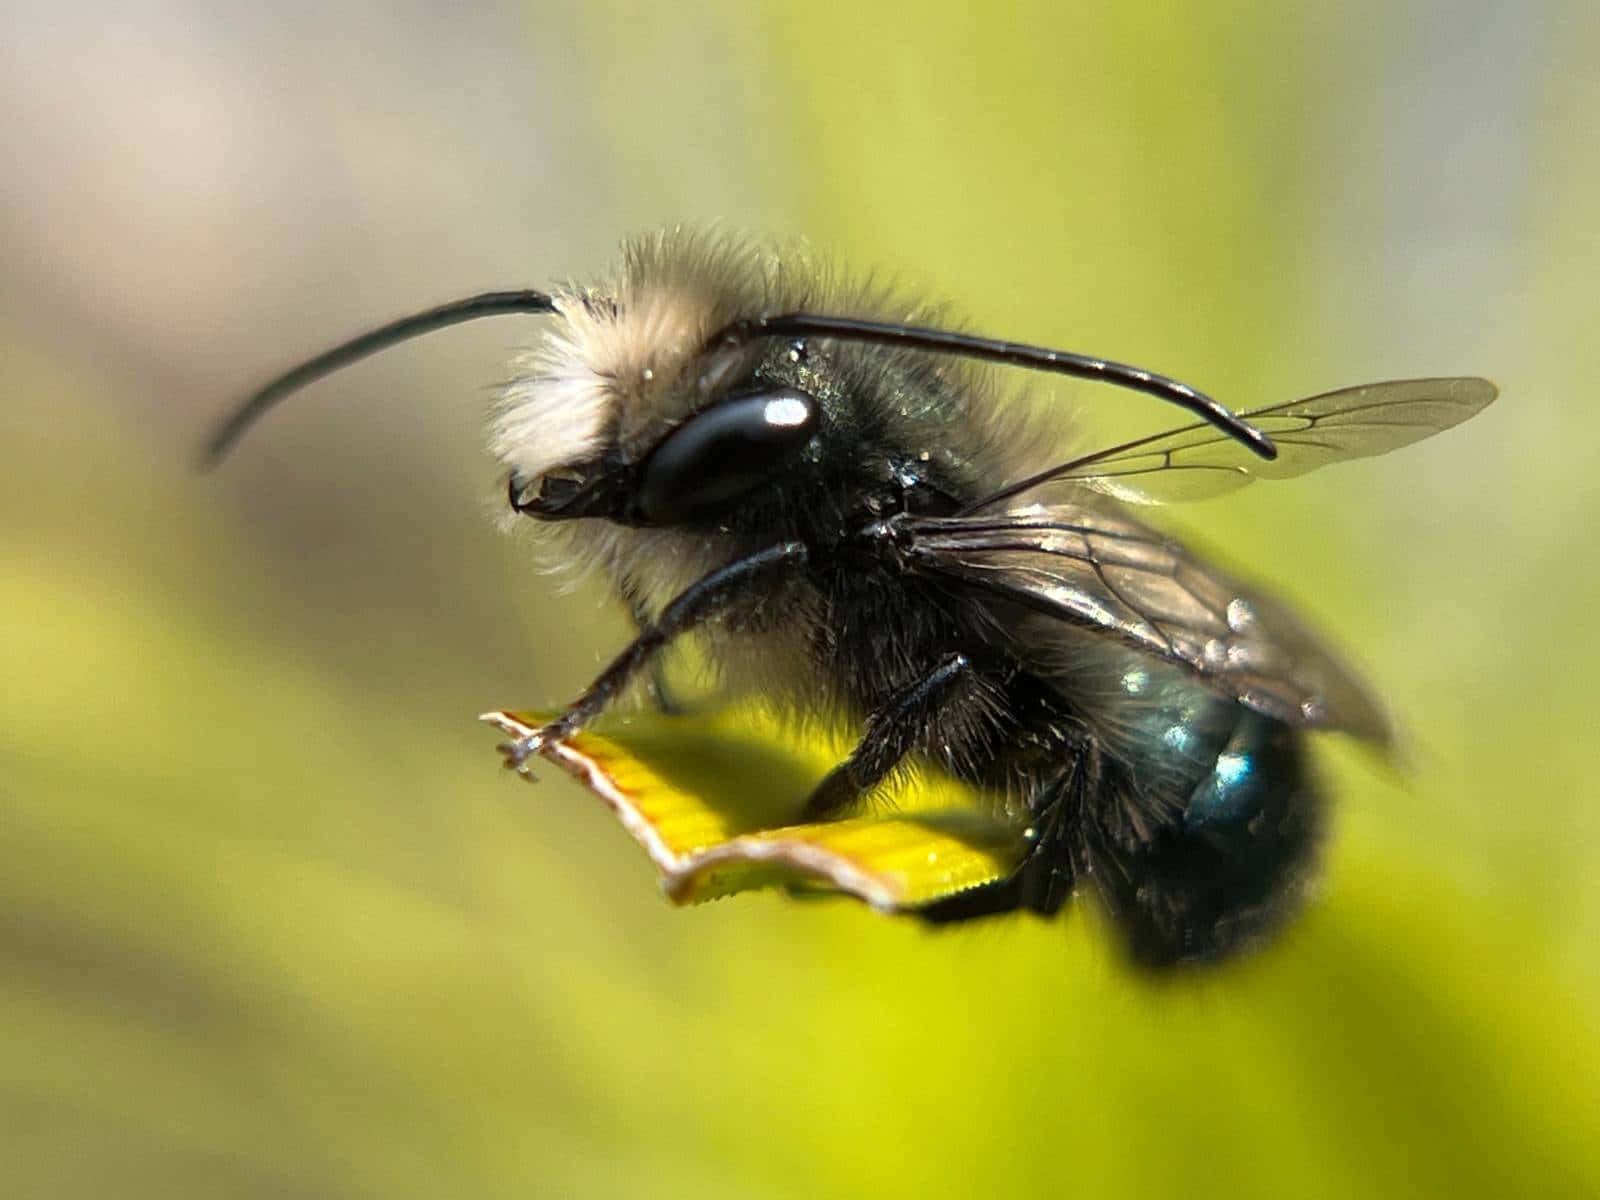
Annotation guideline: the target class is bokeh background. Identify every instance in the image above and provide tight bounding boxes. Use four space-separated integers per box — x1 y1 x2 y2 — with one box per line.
6 3 1599 1196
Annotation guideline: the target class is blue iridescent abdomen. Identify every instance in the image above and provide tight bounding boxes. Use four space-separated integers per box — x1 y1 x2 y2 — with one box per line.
1082 663 1323 964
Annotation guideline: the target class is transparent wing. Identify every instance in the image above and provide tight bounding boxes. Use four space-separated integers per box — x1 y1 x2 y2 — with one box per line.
1017 377 1496 505
900 506 1393 745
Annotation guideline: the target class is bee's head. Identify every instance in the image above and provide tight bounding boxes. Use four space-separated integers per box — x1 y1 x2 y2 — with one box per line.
503 384 820 527
491 252 824 529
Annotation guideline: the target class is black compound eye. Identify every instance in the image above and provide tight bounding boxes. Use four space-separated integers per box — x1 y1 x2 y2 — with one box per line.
636 389 820 523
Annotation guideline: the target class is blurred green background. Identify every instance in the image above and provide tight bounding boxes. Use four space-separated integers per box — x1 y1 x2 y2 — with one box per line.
5 3 1598 1196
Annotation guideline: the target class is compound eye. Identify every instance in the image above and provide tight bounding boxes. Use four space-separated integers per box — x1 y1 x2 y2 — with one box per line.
636 389 819 523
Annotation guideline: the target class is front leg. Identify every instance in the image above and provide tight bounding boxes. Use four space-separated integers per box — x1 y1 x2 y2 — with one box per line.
499 541 807 772
624 587 685 716
800 652 976 821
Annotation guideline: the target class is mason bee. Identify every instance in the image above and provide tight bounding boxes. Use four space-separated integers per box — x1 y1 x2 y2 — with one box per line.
207 229 1495 966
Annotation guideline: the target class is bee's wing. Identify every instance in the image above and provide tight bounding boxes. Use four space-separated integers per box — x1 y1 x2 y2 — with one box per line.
1017 377 1496 505
901 506 1393 746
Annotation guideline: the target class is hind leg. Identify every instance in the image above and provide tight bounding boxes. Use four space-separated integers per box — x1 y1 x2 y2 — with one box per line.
916 734 1100 924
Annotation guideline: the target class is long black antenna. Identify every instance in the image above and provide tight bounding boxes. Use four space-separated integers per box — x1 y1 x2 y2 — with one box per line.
711 313 1277 462
201 289 557 467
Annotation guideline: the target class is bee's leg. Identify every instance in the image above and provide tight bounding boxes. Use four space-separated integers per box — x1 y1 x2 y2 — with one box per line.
916 732 1099 924
799 652 974 822
912 779 1067 924
1013 728 1100 916
624 590 685 716
498 541 807 769
913 864 1028 922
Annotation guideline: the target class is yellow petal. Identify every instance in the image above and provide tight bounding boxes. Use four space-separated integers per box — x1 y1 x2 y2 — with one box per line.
482 707 1028 910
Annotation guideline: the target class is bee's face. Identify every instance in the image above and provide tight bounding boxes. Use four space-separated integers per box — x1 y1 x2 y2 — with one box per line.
506 381 821 527
489 245 818 529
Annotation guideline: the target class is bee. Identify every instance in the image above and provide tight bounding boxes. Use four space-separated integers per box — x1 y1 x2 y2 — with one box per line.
206 229 1495 966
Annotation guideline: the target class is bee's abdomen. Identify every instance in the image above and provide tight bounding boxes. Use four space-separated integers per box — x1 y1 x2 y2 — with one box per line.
1077 678 1324 967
